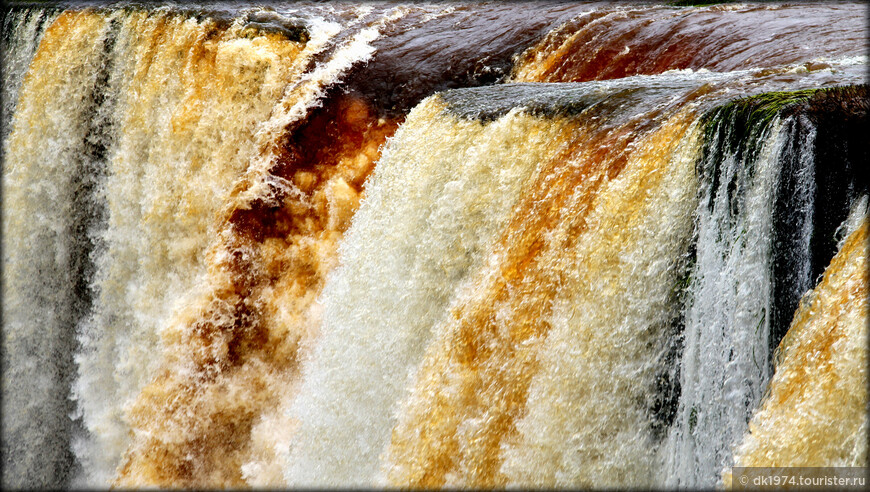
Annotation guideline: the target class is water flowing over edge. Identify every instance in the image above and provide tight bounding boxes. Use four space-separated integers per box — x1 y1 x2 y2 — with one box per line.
2 2 868 489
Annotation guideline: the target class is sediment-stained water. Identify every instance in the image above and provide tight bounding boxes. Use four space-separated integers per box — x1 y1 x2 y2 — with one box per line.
724 207 868 485
2 2 867 490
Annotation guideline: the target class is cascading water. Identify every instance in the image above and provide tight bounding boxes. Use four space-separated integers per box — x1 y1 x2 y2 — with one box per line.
2 2 867 490
723 199 868 486
666 109 787 488
2 8 59 140
664 88 869 487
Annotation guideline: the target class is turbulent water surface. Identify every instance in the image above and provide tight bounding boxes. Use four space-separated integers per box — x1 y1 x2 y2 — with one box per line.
1 1 867 489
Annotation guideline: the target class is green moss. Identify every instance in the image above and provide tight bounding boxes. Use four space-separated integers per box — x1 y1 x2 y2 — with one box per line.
701 85 866 170
702 89 814 164
695 84 867 362
696 85 865 223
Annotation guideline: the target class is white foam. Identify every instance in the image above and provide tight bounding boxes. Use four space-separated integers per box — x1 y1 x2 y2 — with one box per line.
2 10 112 488
283 100 574 487
501 115 701 487
663 117 791 487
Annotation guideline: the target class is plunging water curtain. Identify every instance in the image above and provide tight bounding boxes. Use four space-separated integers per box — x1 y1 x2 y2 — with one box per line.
2 2 867 489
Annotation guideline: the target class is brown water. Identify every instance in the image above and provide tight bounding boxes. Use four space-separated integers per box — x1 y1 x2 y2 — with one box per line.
1 2 867 489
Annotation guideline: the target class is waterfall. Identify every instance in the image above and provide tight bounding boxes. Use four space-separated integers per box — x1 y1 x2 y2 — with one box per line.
665 105 792 488
2 2 867 490
725 204 868 483
284 96 578 487
665 87 869 487
377 80 703 489
3 11 113 487
2 7 60 140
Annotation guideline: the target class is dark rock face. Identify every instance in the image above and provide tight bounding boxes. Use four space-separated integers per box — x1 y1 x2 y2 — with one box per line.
769 85 869 355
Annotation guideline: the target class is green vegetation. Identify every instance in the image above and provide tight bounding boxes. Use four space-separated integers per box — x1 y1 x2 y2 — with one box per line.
701 85 866 170
702 88 816 166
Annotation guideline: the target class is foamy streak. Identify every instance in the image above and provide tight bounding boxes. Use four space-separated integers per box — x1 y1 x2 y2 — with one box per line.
662 116 791 487
214 6 392 267
778 115 817 333
2 8 60 140
111 8 407 487
225 9 409 487
66 11 315 486
497 113 700 488
723 210 868 484
835 196 868 251
2 11 111 488
284 98 575 486
262 4 405 133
